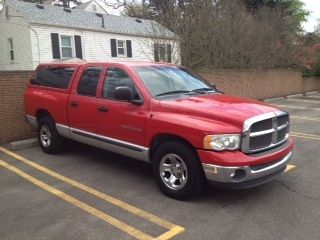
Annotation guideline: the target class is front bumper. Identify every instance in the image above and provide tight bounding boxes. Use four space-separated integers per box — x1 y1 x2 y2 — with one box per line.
202 151 292 188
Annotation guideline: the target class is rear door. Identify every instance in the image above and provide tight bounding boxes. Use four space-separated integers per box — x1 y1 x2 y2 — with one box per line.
68 66 103 133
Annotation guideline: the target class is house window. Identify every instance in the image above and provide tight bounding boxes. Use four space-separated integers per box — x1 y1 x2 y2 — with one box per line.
159 44 166 62
8 38 14 61
60 35 74 59
117 40 126 56
154 43 172 63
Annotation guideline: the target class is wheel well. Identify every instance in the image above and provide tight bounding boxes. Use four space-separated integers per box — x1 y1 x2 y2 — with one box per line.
35 109 52 122
149 134 196 161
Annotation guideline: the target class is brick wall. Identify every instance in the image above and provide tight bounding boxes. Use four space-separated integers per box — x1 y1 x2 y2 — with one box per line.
200 69 320 100
0 69 319 144
0 71 34 143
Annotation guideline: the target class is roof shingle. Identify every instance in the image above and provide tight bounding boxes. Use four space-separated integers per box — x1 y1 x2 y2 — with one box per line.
8 0 176 38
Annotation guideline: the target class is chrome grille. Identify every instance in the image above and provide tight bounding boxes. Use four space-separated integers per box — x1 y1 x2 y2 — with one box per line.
241 111 289 153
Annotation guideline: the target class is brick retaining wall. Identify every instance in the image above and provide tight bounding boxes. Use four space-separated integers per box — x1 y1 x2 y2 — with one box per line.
0 71 34 143
200 69 320 100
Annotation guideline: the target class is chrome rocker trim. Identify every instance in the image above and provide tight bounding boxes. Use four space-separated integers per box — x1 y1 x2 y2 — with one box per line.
56 124 150 163
25 115 38 130
202 151 292 186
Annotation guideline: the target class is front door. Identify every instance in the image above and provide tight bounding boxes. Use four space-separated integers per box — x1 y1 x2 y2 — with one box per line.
96 66 147 147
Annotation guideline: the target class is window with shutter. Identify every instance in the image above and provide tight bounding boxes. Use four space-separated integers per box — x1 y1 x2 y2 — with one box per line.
111 39 117 57
8 38 14 61
60 35 74 59
51 33 61 59
74 35 83 59
154 43 172 63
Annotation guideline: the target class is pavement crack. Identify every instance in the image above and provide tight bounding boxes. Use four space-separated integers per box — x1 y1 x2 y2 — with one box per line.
277 180 320 203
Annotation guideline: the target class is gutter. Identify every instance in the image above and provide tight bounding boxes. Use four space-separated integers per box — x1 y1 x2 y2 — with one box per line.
29 22 179 40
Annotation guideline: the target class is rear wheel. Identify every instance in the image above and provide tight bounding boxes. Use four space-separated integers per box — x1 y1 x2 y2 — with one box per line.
38 116 64 154
152 141 205 200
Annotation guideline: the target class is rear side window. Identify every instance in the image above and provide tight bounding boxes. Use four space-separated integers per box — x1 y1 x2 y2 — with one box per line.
77 67 101 96
31 66 75 89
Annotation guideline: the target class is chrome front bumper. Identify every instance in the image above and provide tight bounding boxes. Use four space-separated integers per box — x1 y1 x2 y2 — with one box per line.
202 151 292 186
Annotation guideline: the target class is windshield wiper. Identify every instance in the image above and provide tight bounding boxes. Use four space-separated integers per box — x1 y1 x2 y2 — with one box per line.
191 87 215 93
155 90 191 97
192 87 225 94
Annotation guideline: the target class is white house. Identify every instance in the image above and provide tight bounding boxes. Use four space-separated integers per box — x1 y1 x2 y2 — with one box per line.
74 0 108 14
0 0 179 71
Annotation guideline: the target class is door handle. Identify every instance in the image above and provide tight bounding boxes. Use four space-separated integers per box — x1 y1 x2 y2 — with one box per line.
98 106 108 112
70 101 79 107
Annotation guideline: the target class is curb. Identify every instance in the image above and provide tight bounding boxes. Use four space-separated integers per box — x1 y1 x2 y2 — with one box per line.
263 90 319 102
8 138 38 151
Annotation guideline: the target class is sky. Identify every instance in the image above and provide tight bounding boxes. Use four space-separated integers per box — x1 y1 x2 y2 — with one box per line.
301 0 320 32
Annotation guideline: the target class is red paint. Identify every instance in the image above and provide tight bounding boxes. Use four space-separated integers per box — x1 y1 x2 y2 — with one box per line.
25 61 293 166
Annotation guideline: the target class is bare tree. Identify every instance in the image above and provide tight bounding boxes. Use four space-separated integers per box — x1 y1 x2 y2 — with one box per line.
106 0 305 70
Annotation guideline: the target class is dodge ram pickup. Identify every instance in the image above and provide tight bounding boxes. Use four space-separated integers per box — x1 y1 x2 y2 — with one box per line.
24 62 293 199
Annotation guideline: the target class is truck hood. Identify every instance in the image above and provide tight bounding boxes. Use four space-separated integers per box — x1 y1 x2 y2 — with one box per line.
159 94 279 129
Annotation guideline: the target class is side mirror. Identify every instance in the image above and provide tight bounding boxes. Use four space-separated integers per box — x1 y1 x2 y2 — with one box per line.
114 86 134 101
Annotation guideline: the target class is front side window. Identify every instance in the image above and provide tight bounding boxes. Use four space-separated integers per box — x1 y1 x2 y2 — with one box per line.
8 38 14 61
134 66 215 98
102 68 139 100
77 67 101 96
60 36 73 59
117 40 126 56
31 66 75 89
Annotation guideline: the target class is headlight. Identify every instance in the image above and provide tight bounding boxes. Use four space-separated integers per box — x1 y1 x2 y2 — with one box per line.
203 134 241 151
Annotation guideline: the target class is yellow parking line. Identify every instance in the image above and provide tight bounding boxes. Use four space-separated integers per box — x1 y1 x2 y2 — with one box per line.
291 132 320 137
0 146 184 239
0 159 153 240
275 105 320 111
284 99 319 103
156 226 186 240
290 116 320 122
285 164 296 173
290 132 320 141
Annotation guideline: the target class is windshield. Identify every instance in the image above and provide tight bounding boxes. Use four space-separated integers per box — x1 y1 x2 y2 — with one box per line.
134 66 216 98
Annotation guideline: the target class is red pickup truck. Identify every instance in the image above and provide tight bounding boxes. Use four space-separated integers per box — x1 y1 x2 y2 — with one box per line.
24 62 293 199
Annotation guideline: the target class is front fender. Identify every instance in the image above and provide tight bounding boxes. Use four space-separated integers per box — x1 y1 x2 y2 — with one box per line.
145 112 241 149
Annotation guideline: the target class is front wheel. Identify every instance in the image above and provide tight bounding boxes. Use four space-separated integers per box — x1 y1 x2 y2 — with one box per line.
152 141 205 200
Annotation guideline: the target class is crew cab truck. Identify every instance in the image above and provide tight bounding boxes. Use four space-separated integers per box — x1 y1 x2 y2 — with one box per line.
24 62 293 199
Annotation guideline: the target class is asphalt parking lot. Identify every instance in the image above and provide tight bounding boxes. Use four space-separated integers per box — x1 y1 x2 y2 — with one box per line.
1 92 320 240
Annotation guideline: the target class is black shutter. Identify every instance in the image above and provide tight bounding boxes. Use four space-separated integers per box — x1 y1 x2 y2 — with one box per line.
167 44 172 63
111 39 117 57
51 33 60 59
126 40 132 58
154 43 159 62
74 35 83 59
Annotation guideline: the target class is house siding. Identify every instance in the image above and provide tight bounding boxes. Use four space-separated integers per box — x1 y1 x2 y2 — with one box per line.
82 31 155 62
29 24 179 69
0 5 33 71
30 25 83 67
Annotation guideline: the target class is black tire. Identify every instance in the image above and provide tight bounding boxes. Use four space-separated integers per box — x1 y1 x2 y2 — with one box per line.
152 141 205 200
38 116 64 154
